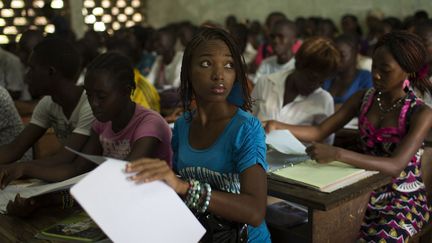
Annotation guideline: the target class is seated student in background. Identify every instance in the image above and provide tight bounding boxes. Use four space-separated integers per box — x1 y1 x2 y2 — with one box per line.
265 31 432 242
147 26 183 90
0 38 94 168
0 86 32 161
106 29 160 112
322 34 372 110
127 27 271 243
252 37 340 143
5 52 172 217
253 19 297 84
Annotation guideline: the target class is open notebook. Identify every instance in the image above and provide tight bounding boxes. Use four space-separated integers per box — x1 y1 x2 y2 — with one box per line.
269 160 378 193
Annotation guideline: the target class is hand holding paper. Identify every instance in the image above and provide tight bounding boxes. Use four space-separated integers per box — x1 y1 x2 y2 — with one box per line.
70 159 205 243
265 130 306 155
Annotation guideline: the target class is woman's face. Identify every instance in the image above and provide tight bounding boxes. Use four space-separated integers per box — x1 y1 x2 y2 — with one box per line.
371 46 407 92
84 72 130 122
189 39 236 104
336 42 356 70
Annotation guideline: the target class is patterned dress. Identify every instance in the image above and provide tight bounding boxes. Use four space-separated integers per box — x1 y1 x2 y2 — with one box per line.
358 88 430 242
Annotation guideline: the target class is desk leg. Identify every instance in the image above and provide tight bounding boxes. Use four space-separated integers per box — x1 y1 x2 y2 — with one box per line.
309 192 371 243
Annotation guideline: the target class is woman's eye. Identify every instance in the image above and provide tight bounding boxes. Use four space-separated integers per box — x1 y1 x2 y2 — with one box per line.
200 61 210 67
224 62 234 69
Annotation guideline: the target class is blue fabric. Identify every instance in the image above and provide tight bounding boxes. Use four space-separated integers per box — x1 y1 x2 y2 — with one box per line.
323 69 372 104
172 108 270 243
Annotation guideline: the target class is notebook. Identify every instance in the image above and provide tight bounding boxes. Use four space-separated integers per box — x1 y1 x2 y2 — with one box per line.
269 160 378 193
38 211 107 242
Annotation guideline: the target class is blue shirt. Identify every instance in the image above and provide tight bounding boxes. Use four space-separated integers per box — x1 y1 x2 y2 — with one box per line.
172 108 271 243
323 69 372 104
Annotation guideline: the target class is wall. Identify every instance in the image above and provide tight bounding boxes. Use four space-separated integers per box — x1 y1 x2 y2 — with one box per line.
146 0 432 28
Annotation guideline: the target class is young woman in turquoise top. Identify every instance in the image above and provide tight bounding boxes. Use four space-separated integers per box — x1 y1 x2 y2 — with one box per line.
127 27 271 242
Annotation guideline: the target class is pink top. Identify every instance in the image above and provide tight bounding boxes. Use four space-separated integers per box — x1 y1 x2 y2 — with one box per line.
92 104 172 165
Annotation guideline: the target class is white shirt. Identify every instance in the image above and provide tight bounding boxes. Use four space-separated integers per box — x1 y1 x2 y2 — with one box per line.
253 56 295 84
147 51 183 89
30 91 95 144
252 69 335 143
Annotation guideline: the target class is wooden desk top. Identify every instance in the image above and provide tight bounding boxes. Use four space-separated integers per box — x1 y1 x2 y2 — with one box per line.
268 173 391 211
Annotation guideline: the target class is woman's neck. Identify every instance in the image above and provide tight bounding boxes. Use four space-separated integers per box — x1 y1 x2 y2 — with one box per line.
378 87 407 107
194 101 237 127
112 101 136 133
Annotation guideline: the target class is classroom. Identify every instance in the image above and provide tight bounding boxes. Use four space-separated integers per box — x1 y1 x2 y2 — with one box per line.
0 0 431 242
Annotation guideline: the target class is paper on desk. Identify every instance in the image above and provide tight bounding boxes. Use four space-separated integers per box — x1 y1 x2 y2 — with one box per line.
70 159 206 243
65 146 107 165
266 130 306 154
0 173 87 213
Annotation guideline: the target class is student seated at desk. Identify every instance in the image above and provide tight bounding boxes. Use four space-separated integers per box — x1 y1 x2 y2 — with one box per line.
0 38 94 174
252 37 340 143
265 31 432 242
5 52 173 217
127 27 271 243
322 34 373 110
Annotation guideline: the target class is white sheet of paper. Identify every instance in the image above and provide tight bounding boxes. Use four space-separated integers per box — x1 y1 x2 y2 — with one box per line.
65 146 107 165
0 173 87 213
265 130 306 155
70 159 206 243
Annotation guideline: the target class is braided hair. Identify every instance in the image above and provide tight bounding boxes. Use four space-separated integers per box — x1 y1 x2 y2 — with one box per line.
375 30 432 95
179 27 252 116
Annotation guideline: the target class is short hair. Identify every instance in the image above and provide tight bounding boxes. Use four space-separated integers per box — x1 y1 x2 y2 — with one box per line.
32 37 81 80
295 37 341 76
86 52 135 91
375 30 432 95
179 27 251 115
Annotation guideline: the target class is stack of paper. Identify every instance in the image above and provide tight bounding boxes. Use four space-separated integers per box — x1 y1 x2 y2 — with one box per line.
270 160 378 193
265 130 306 155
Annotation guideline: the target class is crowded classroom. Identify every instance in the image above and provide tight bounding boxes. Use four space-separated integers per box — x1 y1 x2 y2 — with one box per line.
0 0 432 242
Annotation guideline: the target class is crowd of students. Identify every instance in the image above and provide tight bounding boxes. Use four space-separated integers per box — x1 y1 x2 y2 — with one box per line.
0 8 431 243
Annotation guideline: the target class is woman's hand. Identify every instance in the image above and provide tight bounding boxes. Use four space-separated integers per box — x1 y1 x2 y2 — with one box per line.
306 142 341 163
126 159 189 196
0 164 25 189
263 120 281 133
6 194 38 218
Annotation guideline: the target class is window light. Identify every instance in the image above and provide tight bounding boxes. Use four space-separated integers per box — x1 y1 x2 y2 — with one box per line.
92 7 103 16
51 0 63 9
4 26 18 35
131 0 140 8
0 35 9 44
35 16 48 25
11 0 25 8
33 0 44 8
101 0 110 8
13 17 27 26
84 15 96 24
126 21 134 28
117 0 126 8
15 33 22 42
112 22 121 30
0 18 5 27
1 9 15 18
111 7 119 15
83 0 95 8
0 1 3 8
27 8 35 17
102 14 112 23
45 24 55 33
94 22 106 32
132 13 142 22
124 7 134 15
117 14 127 23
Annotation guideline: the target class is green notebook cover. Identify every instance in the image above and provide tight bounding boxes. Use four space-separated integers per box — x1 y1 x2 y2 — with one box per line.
270 160 375 193
40 211 106 242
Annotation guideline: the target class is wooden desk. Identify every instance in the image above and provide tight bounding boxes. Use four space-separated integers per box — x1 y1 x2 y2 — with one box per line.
267 173 391 243
0 207 79 242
